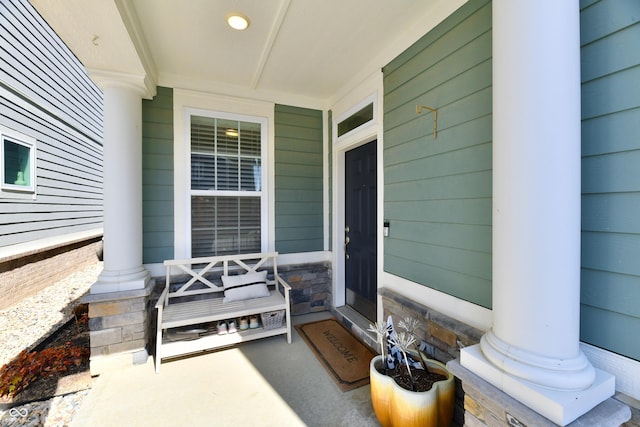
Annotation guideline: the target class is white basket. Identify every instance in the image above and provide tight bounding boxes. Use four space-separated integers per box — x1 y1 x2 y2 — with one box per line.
261 310 284 330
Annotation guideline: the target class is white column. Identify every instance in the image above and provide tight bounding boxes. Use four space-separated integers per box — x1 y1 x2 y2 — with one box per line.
461 1 614 425
91 79 150 293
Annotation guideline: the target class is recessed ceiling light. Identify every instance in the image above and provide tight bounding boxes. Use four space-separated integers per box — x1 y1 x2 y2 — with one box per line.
227 13 250 31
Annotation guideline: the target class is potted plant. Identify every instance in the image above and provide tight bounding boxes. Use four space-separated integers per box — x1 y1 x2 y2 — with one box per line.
368 316 455 427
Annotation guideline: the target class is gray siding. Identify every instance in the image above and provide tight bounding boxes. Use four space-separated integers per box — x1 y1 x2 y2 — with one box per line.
0 0 102 142
142 86 174 264
0 0 103 247
580 0 640 361
274 104 323 253
382 0 492 308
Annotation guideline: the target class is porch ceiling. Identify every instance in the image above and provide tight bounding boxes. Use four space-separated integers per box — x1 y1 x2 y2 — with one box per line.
29 0 461 105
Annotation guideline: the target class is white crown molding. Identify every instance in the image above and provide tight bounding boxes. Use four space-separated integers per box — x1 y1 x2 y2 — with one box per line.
88 69 155 99
114 0 158 93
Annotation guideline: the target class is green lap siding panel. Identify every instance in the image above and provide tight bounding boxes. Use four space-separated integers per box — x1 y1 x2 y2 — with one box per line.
580 0 640 361
275 105 323 253
382 0 493 308
142 86 174 263
580 306 640 364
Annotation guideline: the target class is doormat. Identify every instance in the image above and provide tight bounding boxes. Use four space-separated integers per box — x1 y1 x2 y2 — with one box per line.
295 318 375 392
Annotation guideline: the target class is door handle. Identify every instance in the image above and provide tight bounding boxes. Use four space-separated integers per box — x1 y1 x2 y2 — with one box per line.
344 226 350 259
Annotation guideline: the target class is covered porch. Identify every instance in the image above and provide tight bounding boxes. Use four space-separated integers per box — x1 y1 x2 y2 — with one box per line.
30 0 639 426
70 311 379 427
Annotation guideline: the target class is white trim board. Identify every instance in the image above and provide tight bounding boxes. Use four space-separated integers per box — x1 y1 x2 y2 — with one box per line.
381 272 492 332
172 89 275 259
581 342 640 401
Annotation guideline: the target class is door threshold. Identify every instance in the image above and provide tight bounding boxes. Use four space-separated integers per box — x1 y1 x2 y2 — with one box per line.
333 305 378 352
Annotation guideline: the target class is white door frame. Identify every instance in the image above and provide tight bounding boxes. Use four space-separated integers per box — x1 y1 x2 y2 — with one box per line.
331 90 384 311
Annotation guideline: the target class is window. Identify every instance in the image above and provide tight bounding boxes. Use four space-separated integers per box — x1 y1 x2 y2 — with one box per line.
1 126 36 195
337 103 373 137
334 92 377 144
189 114 264 257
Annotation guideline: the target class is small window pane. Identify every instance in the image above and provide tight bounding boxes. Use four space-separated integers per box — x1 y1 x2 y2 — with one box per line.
3 137 32 189
191 116 215 154
239 197 261 253
191 196 215 258
216 156 238 190
239 121 261 156
240 158 261 191
217 197 239 228
191 154 215 190
217 119 239 155
338 103 373 137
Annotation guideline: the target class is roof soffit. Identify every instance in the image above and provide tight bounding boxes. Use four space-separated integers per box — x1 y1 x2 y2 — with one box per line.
31 0 468 105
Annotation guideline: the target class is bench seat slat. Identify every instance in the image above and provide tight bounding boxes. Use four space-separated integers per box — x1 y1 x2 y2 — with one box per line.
162 291 286 329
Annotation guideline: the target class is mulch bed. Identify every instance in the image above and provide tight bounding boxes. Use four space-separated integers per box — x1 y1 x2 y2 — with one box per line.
0 305 92 408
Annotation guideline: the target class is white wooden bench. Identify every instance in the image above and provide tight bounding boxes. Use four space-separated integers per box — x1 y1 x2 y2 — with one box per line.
155 252 291 372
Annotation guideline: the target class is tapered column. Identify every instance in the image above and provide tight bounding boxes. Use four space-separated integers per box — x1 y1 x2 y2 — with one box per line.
461 1 614 425
91 79 150 293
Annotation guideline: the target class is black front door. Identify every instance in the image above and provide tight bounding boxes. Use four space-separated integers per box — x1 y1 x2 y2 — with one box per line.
344 140 377 321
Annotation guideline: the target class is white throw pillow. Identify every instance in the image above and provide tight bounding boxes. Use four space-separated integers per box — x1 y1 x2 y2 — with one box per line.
222 270 270 303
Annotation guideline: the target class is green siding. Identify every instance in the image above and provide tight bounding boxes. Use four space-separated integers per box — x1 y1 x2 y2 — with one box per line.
274 104 323 253
580 0 640 362
142 86 174 263
382 0 492 308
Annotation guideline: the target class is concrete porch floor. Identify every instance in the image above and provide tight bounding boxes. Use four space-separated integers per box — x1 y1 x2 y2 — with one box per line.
71 312 380 427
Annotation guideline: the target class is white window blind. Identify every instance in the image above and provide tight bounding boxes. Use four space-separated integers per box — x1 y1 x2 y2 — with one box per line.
190 115 262 257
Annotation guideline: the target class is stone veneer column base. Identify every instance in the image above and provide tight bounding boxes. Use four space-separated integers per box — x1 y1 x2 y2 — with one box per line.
461 345 615 425
448 358 631 427
83 279 154 376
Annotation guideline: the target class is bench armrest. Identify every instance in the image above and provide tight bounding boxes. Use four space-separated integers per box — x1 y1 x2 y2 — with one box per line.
275 275 291 294
155 286 169 310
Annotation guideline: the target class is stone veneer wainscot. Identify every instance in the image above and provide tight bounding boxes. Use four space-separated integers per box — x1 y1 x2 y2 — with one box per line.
379 288 634 426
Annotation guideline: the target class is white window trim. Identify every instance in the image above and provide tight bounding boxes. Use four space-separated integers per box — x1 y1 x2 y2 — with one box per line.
173 90 275 259
0 124 36 199
185 108 267 257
